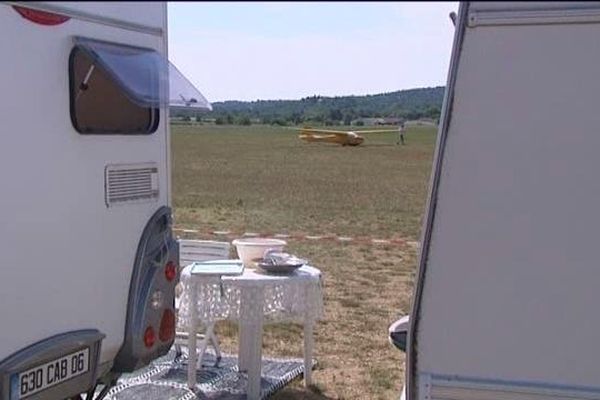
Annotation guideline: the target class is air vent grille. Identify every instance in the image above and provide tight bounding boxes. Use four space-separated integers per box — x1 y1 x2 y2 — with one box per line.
105 163 159 207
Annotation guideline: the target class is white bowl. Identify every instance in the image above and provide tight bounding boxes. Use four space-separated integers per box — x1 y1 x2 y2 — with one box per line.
232 238 287 266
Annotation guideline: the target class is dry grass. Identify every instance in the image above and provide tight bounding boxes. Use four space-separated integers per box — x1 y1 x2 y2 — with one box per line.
171 124 436 399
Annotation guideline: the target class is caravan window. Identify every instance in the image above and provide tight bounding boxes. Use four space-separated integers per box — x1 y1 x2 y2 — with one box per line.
69 37 211 134
69 40 160 135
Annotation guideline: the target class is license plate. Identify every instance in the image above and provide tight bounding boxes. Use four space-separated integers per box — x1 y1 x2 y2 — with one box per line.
14 348 89 399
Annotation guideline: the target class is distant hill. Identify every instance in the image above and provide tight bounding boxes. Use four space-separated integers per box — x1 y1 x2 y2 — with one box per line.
172 86 445 126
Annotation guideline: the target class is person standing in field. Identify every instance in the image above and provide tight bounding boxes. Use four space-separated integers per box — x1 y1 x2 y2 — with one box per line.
397 122 406 145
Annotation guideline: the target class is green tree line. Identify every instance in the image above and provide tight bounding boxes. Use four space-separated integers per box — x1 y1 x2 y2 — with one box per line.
172 86 444 126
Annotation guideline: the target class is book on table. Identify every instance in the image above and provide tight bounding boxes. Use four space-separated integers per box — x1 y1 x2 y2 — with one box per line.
190 259 245 276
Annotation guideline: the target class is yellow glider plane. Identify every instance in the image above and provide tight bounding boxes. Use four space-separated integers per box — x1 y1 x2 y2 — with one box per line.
295 127 399 146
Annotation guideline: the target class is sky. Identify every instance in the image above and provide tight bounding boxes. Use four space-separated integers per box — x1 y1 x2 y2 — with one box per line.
167 2 458 103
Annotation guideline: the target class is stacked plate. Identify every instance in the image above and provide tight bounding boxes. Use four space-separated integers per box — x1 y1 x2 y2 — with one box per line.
256 250 307 274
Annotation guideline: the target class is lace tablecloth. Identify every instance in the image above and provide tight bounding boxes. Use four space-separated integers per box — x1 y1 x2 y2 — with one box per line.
178 265 324 326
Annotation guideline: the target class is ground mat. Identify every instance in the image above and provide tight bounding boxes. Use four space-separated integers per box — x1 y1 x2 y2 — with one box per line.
102 347 309 399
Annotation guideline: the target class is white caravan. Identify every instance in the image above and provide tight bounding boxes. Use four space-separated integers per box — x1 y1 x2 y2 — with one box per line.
0 2 210 399
396 2 600 399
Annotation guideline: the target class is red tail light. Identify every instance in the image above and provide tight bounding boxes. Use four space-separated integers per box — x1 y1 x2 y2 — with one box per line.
165 261 177 282
159 309 176 342
143 326 155 348
13 6 70 26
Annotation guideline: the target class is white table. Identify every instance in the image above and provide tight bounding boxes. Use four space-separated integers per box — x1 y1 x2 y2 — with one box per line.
178 264 323 400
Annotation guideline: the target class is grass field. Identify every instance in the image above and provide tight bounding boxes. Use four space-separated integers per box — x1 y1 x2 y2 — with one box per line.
171 124 437 399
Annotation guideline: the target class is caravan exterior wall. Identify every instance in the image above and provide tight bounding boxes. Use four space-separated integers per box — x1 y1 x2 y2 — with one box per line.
0 2 184 399
407 2 600 400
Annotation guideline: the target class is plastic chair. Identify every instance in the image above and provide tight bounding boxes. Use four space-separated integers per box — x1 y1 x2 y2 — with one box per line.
174 239 231 364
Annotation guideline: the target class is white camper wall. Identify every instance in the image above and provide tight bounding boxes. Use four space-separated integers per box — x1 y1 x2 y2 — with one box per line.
34 2 165 31
413 1 600 394
0 2 168 366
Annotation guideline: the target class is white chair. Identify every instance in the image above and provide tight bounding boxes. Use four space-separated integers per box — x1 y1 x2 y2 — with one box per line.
175 239 231 365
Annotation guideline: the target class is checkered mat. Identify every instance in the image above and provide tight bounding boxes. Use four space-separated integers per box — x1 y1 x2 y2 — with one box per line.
102 348 312 400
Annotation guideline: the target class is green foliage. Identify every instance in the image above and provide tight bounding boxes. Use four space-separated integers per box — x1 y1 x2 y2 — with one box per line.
201 86 444 126
237 115 252 125
343 114 353 126
271 118 288 126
